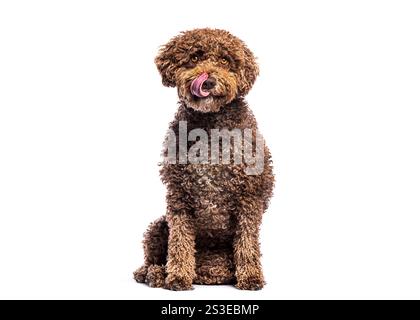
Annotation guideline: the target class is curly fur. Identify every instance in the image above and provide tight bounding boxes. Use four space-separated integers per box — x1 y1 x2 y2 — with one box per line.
134 28 274 290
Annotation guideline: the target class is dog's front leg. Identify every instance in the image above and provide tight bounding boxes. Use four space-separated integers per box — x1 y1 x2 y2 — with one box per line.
234 198 265 290
165 212 196 290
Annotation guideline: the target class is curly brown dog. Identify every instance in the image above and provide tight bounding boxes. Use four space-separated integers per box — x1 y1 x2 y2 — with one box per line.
134 28 274 290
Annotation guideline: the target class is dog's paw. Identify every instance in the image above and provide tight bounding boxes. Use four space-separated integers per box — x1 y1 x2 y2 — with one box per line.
133 265 148 283
146 265 166 288
165 274 194 291
235 265 265 290
235 276 265 290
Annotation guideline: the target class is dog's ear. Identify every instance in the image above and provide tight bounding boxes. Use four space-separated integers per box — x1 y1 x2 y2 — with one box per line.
238 44 259 96
155 37 179 87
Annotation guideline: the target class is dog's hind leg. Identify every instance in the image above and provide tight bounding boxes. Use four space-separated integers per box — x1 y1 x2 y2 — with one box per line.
194 248 235 285
133 216 168 287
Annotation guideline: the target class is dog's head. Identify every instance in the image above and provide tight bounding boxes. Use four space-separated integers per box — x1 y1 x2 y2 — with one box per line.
155 28 259 113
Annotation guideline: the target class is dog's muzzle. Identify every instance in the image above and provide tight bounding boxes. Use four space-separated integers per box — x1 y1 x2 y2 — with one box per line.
191 73 216 98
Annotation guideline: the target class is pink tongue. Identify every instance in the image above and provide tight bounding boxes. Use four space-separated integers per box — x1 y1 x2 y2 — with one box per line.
190 73 210 98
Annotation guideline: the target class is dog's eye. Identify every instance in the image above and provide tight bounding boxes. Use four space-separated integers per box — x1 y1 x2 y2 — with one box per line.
191 56 199 63
220 57 229 65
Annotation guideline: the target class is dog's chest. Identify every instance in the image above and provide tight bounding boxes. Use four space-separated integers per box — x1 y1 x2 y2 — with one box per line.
187 164 237 235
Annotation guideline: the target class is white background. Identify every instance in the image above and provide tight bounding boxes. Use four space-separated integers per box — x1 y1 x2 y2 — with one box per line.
0 0 419 300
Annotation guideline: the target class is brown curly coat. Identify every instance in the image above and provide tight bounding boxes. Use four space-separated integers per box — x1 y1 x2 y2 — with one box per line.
134 28 274 290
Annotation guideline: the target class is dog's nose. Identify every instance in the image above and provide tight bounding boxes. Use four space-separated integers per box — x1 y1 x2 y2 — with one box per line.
202 77 216 90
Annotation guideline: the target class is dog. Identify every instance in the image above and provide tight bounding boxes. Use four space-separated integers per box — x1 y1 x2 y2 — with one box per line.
134 28 274 290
